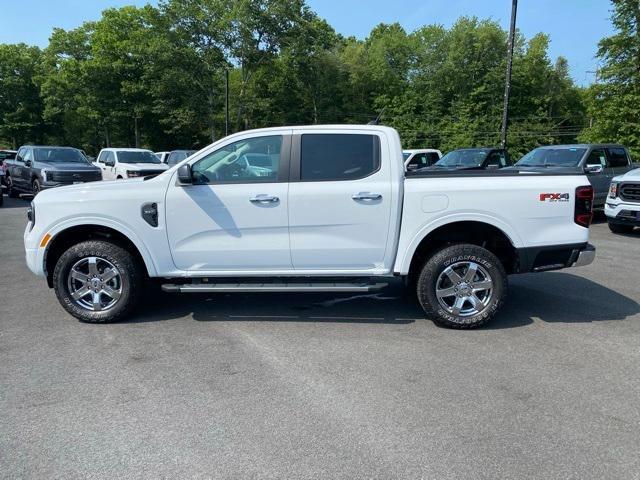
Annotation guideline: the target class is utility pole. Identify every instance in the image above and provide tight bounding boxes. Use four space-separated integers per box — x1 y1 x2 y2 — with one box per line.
224 69 230 137
500 0 518 150
586 69 600 128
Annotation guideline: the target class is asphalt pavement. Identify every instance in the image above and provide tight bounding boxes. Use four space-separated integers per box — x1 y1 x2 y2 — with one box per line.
1 195 639 479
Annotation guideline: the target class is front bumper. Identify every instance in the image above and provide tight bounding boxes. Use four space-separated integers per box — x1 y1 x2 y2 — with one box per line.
605 201 640 227
517 243 596 273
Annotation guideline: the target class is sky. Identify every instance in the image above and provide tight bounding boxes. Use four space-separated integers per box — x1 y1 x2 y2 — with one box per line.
0 0 614 86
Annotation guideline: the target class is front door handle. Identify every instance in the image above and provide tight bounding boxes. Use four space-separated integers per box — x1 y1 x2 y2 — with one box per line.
352 192 382 201
250 194 279 204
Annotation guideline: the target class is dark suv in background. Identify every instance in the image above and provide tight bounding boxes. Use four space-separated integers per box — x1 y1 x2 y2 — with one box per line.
5 146 102 197
512 144 636 208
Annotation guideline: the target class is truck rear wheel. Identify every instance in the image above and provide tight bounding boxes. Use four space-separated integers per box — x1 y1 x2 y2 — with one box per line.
53 240 143 323
417 244 507 329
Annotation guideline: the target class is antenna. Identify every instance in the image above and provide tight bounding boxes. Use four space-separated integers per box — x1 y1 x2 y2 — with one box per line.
367 107 386 125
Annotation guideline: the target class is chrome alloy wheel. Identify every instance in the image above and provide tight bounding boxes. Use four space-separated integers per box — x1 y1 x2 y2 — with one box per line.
435 261 493 317
67 257 122 311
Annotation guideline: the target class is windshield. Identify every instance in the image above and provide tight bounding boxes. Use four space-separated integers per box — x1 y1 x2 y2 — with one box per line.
402 152 411 161
516 148 586 167
34 148 88 163
117 151 161 164
435 149 489 168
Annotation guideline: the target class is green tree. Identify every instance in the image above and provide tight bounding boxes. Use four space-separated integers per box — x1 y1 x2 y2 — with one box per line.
580 0 640 158
0 44 45 148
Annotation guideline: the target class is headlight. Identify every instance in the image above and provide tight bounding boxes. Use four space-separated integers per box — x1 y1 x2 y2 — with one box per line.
609 182 618 199
127 170 140 177
41 169 48 182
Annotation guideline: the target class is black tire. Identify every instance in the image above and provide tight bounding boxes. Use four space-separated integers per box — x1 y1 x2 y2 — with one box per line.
53 240 143 323
6 176 19 198
417 244 507 329
32 178 41 196
608 222 634 234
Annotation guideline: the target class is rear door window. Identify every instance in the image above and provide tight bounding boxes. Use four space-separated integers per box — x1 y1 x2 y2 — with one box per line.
300 134 380 181
606 148 629 168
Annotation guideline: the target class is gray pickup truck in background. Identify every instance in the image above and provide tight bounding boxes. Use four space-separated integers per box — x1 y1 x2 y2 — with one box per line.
5 146 102 197
513 144 637 208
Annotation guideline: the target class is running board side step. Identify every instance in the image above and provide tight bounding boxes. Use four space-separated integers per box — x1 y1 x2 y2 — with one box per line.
161 282 388 293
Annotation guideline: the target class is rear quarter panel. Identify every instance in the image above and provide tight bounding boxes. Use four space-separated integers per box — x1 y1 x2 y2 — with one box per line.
395 174 591 274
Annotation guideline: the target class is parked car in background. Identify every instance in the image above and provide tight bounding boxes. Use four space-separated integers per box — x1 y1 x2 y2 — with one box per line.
155 151 170 163
0 150 12 206
403 149 442 171
605 168 640 234
512 144 636 208
417 148 509 172
94 148 169 180
25 125 595 329
0 150 17 193
166 150 197 167
4 146 101 197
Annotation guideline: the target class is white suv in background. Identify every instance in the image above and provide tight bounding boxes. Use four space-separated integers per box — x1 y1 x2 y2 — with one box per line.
606 168 640 234
403 148 442 171
94 148 169 180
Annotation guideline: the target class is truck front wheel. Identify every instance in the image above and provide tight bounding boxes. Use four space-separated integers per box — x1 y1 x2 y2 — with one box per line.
53 240 143 323
608 222 634 234
417 244 507 329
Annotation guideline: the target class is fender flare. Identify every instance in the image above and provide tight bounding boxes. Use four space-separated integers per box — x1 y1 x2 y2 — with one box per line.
44 216 159 277
396 212 523 274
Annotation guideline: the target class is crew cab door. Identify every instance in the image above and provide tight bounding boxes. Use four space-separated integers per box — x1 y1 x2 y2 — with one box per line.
165 132 292 272
288 131 393 271
583 147 610 206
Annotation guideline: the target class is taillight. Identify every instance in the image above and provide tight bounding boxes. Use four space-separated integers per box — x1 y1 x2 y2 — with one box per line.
575 185 594 228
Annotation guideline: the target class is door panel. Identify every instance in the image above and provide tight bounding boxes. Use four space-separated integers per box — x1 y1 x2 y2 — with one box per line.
166 182 291 271
288 132 392 271
165 132 292 273
584 148 610 206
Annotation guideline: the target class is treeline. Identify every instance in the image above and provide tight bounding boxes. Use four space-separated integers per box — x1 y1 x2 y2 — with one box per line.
0 0 637 158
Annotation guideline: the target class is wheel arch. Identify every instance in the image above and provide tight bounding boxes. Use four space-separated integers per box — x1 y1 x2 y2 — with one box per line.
403 219 520 279
44 222 157 287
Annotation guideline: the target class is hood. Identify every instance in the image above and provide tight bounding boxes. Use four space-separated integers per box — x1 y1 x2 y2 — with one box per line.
34 176 147 204
418 164 485 172
37 161 100 172
613 167 640 182
503 165 584 175
120 163 168 171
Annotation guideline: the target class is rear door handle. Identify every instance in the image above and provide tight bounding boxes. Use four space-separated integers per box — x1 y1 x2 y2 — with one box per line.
250 194 279 204
352 192 382 201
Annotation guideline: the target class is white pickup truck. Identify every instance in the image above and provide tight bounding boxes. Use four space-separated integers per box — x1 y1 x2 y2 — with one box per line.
94 148 169 180
24 125 596 328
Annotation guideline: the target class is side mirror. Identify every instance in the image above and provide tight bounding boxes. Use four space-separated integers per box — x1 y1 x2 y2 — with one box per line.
177 164 193 184
24 159 32 167
486 164 500 170
585 164 603 174
406 164 418 171
105 159 115 167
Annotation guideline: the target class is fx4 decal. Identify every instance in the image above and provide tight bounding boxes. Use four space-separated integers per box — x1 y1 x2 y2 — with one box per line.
539 193 570 202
